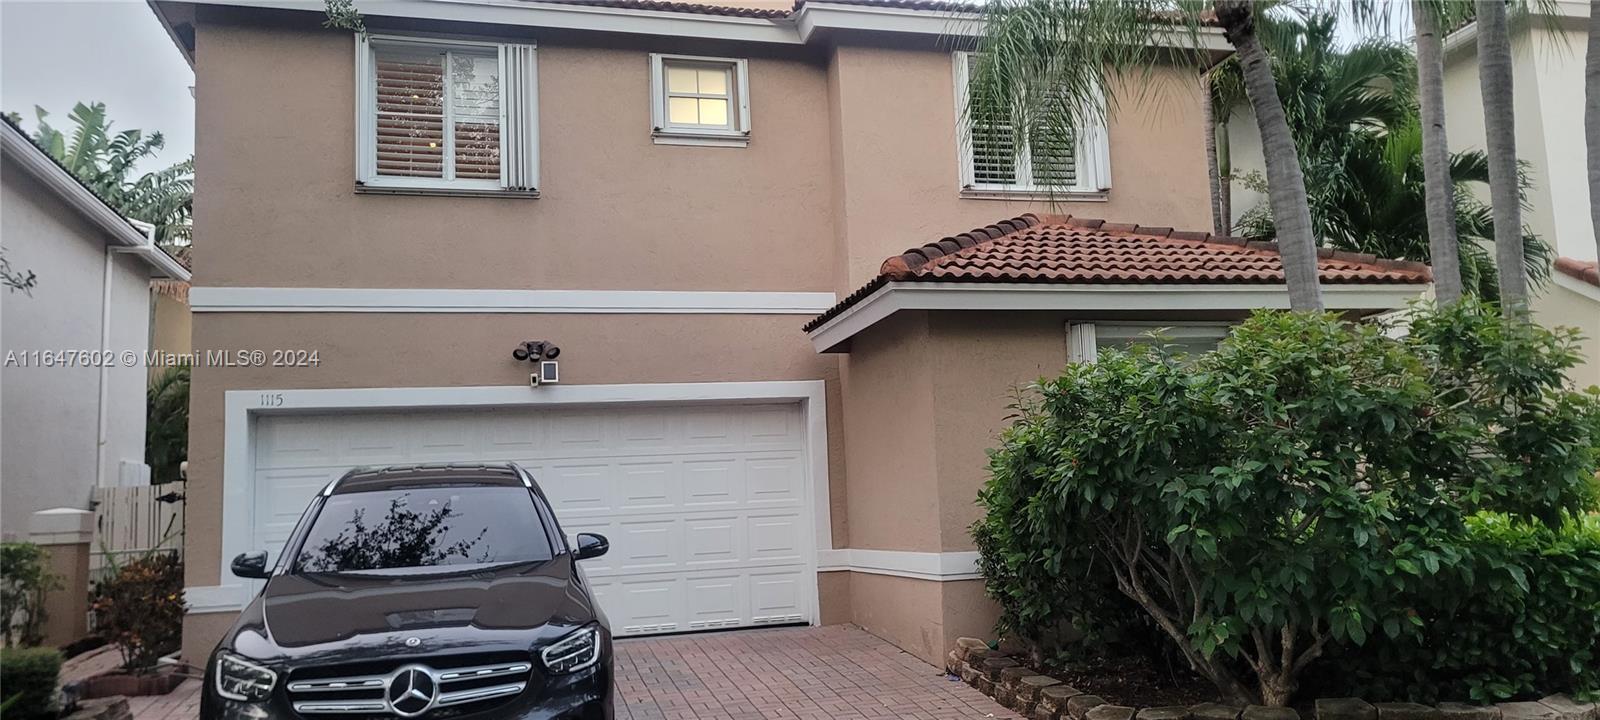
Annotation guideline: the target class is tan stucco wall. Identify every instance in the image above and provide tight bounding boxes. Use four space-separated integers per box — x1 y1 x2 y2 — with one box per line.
193 14 837 292
826 44 1216 290
149 292 191 380
1532 282 1600 388
929 313 1070 551
846 572 996 666
837 311 940 553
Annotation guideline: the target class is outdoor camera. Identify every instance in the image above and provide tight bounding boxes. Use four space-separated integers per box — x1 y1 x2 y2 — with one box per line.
512 340 561 361
515 340 561 387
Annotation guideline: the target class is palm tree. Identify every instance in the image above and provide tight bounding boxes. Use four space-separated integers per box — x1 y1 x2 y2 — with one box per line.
1476 0 1530 315
968 0 1324 313
146 366 190 485
1237 122 1552 297
1414 0 1467 304
26 103 193 248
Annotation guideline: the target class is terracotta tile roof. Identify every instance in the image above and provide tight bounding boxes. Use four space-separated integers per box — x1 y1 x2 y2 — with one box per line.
804 214 1432 332
1555 257 1600 288
526 0 792 19
791 0 979 12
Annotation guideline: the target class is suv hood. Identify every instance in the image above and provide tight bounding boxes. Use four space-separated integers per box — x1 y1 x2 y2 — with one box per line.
259 558 594 648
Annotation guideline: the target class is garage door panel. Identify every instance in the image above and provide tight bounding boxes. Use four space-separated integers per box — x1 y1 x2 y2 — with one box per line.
748 513 806 563
615 461 680 511
750 569 807 625
251 401 812 638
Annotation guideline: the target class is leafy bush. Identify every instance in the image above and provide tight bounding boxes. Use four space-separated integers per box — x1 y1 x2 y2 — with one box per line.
1312 513 1600 703
0 542 63 647
0 646 63 720
973 301 1600 706
91 552 184 671
146 365 189 485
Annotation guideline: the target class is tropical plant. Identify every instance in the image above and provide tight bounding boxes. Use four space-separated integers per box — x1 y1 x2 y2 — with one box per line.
973 301 1600 706
967 0 1324 311
24 102 192 248
147 366 190 485
90 552 184 672
1237 123 1552 297
0 543 63 647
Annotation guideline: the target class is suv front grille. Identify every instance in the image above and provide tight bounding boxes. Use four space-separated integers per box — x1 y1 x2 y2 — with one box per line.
286 654 534 718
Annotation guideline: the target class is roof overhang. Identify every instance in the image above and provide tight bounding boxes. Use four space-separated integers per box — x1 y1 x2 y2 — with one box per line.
1443 0 1589 56
148 0 1232 58
1 121 190 281
1553 270 1600 304
806 281 1430 352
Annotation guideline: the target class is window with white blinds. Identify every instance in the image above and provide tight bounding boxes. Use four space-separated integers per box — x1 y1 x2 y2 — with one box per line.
954 52 1110 195
357 35 539 193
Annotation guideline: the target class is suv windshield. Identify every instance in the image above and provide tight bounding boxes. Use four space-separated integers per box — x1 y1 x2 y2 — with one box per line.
293 486 555 574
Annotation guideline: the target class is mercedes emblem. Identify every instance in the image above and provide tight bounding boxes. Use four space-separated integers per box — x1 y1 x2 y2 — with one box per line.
386 665 437 717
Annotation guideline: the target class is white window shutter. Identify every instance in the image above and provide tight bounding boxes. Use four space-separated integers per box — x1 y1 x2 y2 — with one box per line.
1067 322 1098 363
499 43 539 192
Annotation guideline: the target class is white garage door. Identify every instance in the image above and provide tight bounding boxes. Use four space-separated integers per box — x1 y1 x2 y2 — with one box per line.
251 402 814 636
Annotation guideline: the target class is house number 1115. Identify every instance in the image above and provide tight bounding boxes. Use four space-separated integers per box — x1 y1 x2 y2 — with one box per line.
258 393 284 407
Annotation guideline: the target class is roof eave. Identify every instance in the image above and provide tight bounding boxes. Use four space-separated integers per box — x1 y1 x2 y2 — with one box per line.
1 122 192 281
806 280 1431 353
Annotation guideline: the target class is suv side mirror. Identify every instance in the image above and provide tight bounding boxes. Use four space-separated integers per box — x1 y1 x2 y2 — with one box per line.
573 533 609 561
231 551 271 579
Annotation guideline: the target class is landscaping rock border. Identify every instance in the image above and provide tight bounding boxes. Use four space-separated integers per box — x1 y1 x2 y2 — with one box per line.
945 638 1600 720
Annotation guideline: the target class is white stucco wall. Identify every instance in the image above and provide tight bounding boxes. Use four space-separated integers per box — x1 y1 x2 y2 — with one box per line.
1 162 153 539
1443 13 1595 263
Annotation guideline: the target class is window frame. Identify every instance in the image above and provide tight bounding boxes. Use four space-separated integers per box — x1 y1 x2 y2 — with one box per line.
953 51 1111 198
649 53 752 147
356 34 537 195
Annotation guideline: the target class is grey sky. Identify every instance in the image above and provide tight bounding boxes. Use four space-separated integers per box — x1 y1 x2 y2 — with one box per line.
1 0 194 173
0 0 1407 177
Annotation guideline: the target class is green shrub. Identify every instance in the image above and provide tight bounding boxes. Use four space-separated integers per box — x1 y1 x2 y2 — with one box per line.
91 552 184 672
973 301 1600 706
1312 513 1600 703
0 542 63 647
0 646 63 720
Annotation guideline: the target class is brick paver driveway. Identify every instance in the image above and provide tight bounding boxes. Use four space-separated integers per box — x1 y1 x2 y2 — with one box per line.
616 625 1020 719
129 625 1017 720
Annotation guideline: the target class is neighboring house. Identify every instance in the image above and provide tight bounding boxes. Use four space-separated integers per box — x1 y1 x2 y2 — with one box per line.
150 264 193 380
0 117 192 538
148 0 1428 667
1439 0 1600 387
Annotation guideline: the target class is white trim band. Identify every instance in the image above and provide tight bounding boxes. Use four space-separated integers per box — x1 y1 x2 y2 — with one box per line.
189 288 838 314
816 549 981 582
1552 272 1600 304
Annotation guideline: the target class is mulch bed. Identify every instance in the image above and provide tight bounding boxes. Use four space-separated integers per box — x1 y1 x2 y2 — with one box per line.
1046 654 1221 708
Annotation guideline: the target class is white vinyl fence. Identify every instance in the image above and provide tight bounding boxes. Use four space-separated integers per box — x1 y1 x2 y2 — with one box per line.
90 482 184 584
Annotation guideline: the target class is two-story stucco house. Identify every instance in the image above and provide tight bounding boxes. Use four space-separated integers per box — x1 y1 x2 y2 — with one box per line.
149 0 1430 667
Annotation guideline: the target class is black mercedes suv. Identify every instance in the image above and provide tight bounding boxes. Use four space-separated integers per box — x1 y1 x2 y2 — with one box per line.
201 463 613 720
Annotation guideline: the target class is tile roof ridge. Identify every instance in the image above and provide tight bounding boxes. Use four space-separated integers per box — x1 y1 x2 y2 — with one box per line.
879 213 1045 279
1555 256 1600 287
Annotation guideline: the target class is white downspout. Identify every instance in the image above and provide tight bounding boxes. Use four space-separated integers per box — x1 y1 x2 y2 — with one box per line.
95 220 159 488
95 245 113 488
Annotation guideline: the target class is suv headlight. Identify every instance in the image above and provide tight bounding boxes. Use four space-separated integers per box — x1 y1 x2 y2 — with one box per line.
215 651 277 702
540 624 600 674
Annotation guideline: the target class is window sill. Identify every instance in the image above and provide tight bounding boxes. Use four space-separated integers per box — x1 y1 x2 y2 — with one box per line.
959 188 1108 202
652 131 749 148
355 183 539 199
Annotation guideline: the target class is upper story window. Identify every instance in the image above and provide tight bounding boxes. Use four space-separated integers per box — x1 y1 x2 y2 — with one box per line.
953 52 1110 198
356 35 539 195
649 53 751 148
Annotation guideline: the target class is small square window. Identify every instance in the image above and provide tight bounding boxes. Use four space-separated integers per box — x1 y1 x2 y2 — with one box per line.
650 54 750 147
